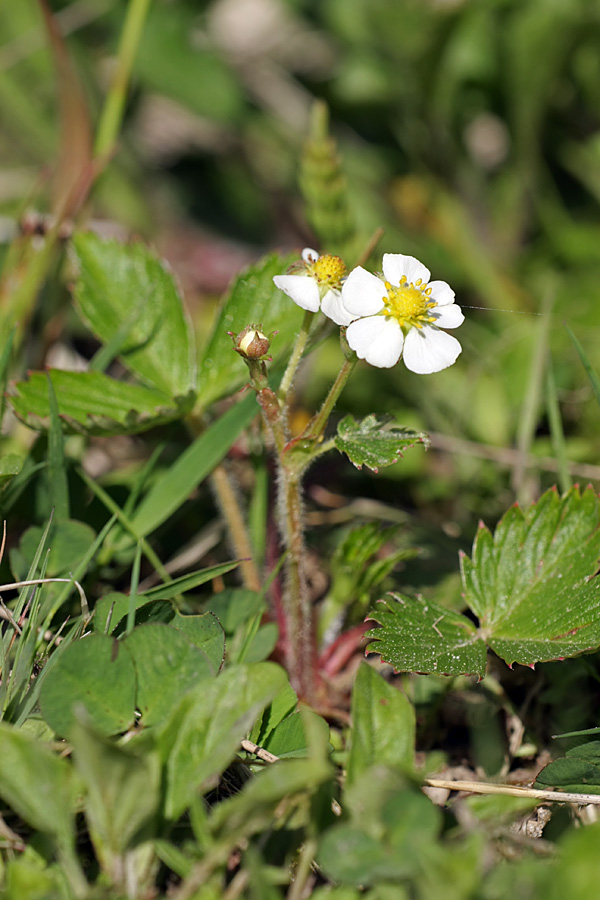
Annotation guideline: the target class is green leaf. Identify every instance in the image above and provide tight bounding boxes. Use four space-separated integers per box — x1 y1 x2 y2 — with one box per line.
335 414 430 472
535 756 600 794
0 723 75 839
160 662 289 819
260 709 330 759
45 372 69 521
535 739 600 794
93 592 172 635
464 486 600 666
130 393 257 537
365 593 486 677
140 561 241 601
10 370 190 436
366 486 600 675
346 663 415 783
70 718 161 859
11 519 97 580
172 611 225 674
0 453 23 493
123 624 215 726
196 252 303 410
205 588 265 632
249 682 298 747
39 634 136 737
318 769 440 887
71 231 196 397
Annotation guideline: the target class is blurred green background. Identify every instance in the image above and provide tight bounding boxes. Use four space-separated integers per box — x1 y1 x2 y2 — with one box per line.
2 0 600 558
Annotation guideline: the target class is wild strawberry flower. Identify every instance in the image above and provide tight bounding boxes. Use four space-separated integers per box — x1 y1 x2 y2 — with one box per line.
273 248 354 326
341 253 464 373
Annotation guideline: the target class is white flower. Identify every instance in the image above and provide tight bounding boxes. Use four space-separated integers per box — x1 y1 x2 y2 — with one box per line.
273 248 354 326
341 253 464 373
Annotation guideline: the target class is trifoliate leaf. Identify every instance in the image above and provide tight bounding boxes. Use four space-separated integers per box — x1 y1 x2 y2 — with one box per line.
335 414 429 472
366 486 600 676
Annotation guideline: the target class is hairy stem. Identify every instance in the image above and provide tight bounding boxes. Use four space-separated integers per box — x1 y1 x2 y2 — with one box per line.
279 465 317 701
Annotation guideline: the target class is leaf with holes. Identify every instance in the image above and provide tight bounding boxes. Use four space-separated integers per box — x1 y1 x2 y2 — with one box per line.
335 415 429 472
366 486 600 675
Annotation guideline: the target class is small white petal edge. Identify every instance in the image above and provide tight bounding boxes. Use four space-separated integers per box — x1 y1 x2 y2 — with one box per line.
273 275 321 312
403 327 462 374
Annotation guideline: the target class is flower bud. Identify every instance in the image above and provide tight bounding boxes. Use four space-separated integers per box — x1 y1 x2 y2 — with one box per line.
230 324 271 360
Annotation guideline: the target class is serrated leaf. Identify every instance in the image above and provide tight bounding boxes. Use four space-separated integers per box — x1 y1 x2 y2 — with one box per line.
10 370 191 436
196 252 303 410
366 486 600 676
335 414 429 472
71 232 196 397
365 594 486 677
464 486 600 667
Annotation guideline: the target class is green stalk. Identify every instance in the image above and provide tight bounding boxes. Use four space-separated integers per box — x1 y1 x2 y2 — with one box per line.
278 309 314 405
94 0 152 160
304 353 356 441
545 358 571 493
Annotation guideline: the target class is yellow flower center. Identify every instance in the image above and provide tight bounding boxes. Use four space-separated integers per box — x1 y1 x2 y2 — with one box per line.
382 276 436 331
308 254 346 288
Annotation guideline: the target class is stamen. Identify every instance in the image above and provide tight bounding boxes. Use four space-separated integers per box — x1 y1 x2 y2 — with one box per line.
308 254 347 287
382 278 437 331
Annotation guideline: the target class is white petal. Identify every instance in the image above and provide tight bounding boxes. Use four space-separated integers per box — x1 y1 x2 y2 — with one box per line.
382 253 430 287
403 326 462 374
302 247 319 263
432 303 464 329
273 274 320 312
341 267 386 317
428 280 455 306
347 316 404 368
321 289 355 326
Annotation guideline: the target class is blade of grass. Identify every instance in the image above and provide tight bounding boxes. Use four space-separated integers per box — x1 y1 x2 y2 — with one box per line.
566 325 600 408
46 372 69 522
545 356 571 493
512 290 553 502
127 542 142 635
248 457 268 571
0 325 15 424
130 393 257 538
76 466 171 584
93 0 151 161
139 561 241 601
